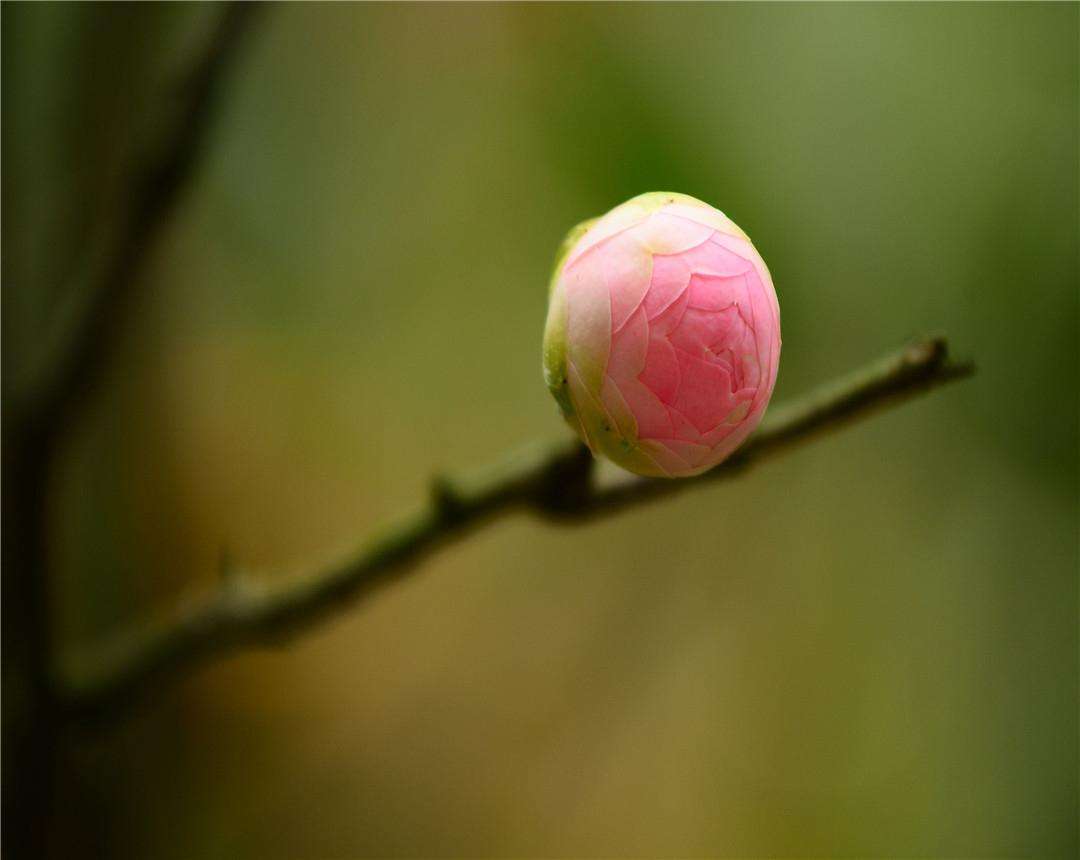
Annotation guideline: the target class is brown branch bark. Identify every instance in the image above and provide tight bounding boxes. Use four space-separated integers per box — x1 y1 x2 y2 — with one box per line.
1 6 261 857
56 336 973 722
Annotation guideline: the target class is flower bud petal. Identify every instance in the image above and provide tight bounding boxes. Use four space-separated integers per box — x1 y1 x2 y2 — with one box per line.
543 192 781 478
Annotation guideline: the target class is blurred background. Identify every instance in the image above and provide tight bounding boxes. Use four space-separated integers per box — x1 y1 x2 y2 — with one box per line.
3 2 1077 857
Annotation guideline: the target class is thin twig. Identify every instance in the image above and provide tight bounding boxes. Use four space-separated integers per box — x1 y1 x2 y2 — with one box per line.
11 3 261 438
56 335 973 721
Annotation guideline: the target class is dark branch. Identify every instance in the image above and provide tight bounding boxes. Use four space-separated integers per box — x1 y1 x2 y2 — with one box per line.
1 7 262 853
13 2 261 442
55 335 974 721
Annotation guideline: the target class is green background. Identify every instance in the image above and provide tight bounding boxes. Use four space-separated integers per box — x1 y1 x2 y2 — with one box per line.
4 2 1077 856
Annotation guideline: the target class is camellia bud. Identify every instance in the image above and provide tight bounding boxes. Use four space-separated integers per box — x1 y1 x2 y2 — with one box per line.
543 192 781 478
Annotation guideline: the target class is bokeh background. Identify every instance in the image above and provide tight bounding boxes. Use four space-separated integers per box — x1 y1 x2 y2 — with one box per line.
3 2 1077 857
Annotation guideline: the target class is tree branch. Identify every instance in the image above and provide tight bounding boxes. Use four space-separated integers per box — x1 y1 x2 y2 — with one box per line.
2 7 262 853
56 335 973 721
11 3 262 438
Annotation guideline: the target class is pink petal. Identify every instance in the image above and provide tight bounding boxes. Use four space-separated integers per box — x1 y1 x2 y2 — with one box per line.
604 232 653 333
657 438 711 468
649 288 690 338
666 405 704 444
680 237 753 277
659 205 748 240
636 439 695 477
700 421 739 448
701 393 755 444
607 306 650 381
668 306 746 357
564 204 651 269
644 254 692 319
686 273 750 312
633 212 713 255
614 377 673 439
599 374 638 441
639 336 680 404
672 350 737 433
563 255 612 389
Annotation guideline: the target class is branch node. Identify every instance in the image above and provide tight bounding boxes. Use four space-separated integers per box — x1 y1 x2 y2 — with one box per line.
431 475 468 525
533 442 594 519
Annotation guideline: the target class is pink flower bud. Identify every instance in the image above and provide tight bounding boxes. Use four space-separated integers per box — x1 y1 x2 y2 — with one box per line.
543 192 781 478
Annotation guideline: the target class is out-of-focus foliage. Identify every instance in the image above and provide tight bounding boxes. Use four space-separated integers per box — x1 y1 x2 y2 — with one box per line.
3 3 1076 857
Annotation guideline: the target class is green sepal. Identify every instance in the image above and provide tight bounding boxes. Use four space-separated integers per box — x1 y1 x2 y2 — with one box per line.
542 217 597 430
